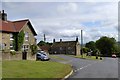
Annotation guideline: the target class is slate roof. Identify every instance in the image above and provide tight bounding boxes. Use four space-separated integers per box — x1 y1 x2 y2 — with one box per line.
51 41 78 48
0 19 37 36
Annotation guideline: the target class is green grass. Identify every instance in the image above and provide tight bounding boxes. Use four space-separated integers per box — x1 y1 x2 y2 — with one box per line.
75 54 103 60
2 60 72 78
49 55 67 61
0 60 2 78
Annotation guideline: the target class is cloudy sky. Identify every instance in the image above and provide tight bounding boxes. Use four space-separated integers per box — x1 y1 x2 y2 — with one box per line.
2 0 119 43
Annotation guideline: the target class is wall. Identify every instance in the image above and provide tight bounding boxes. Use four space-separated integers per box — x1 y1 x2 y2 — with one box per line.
2 52 36 60
76 42 81 56
2 52 22 60
22 24 36 52
1 32 10 51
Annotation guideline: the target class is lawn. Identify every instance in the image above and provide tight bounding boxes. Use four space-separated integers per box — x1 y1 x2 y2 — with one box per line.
0 60 2 79
49 55 67 61
75 54 103 60
2 60 72 78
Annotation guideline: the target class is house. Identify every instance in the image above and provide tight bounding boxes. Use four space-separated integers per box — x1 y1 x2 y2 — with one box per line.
39 45 51 53
0 10 37 59
50 37 81 56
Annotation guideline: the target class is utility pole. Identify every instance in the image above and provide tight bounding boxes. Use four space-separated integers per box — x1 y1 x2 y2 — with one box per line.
43 34 46 42
81 30 83 57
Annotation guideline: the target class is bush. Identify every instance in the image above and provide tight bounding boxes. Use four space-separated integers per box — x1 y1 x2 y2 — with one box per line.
30 44 38 55
10 51 16 55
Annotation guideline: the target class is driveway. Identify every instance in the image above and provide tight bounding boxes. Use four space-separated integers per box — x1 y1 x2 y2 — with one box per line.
50 55 118 79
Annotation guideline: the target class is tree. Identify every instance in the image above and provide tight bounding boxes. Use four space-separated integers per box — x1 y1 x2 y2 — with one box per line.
37 40 52 46
82 47 89 53
96 36 116 56
85 41 97 56
37 41 46 46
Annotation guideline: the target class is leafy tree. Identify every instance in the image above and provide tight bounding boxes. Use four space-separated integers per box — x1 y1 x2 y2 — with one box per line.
82 47 89 53
113 42 120 56
37 40 52 46
96 36 116 56
85 41 97 55
85 41 96 51
37 41 46 46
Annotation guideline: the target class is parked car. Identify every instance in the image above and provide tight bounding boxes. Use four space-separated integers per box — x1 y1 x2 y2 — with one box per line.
36 51 50 61
112 54 116 58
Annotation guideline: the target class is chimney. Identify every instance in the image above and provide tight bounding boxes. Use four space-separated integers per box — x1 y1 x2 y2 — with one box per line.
2 10 7 21
60 39 62 43
53 39 55 43
76 36 78 42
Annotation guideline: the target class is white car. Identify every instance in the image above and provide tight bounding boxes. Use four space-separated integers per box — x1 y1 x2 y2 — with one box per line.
112 54 116 58
36 51 50 61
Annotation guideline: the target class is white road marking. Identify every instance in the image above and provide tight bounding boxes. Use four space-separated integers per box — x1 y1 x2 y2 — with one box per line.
75 62 98 72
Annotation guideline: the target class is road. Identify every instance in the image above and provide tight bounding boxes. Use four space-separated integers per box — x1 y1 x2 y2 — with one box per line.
50 55 118 79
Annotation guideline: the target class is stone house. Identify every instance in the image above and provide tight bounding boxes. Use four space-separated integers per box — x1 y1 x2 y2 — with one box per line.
0 10 37 60
50 37 81 56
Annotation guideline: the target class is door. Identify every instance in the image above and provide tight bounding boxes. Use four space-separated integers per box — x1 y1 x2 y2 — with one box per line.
22 51 27 60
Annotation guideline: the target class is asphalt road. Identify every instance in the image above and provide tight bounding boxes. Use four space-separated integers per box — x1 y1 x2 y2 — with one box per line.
50 55 118 79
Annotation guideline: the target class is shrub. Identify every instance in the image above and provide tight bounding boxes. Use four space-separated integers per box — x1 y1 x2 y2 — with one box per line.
30 44 38 55
10 51 16 55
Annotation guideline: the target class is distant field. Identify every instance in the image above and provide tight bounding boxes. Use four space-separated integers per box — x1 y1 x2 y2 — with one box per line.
2 60 72 78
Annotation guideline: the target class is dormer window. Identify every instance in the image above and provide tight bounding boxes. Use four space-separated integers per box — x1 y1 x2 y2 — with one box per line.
25 32 29 41
10 33 14 40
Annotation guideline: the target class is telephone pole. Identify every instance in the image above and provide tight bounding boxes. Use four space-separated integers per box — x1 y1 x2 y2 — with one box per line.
81 30 83 57
44 34 46 42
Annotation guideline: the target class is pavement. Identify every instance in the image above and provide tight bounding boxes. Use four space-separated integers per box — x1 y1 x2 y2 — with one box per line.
50 54 118 79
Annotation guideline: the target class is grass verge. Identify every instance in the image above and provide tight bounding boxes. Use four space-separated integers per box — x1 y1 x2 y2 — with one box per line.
2 60 72 78
49 55 67 61
75 54 103 60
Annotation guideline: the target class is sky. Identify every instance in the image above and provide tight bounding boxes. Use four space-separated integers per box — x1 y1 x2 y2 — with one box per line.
1 0 119 43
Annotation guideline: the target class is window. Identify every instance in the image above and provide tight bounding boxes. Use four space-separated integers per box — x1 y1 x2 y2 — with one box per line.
25 32 29 41
0 43 6 50
68 47 71 50
10 43 14 50
22 45 29 51
10 34 14 40
60 47 62 50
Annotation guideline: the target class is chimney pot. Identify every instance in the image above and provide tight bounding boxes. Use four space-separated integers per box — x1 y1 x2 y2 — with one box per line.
60 39 62 42
53 39 55 43
76 36 78 42
2 10 7 21
2 10 4 13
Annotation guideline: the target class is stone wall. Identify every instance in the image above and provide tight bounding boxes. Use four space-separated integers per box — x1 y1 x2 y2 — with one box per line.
2 52 36 60
2 52 22 60
76 42 81 56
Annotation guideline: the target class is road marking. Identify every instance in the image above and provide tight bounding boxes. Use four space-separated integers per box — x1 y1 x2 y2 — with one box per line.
74 62 98 72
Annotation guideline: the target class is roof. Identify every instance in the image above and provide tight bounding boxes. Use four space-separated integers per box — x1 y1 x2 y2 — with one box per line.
39 45 51 51
0 19 37 36
51 41 78 48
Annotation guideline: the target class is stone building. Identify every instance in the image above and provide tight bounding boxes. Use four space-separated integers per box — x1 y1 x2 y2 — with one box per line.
0 10 37 60
50 37 81 56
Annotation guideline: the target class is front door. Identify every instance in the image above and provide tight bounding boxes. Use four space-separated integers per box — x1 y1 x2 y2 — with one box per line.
22 51 27 60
